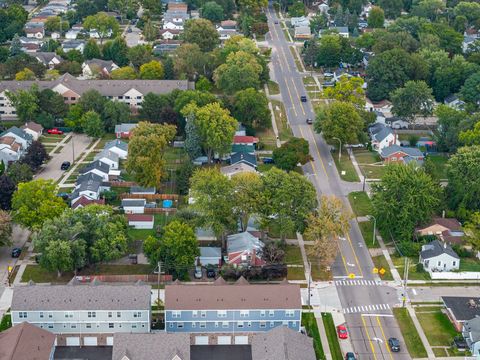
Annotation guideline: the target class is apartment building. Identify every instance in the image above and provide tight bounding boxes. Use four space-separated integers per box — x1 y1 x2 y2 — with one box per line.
11 283 151 346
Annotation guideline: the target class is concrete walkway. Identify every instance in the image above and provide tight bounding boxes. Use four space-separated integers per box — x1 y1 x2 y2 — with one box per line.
406 305 436 359
264 83 281 148
58 138 101 187
48 133 72 157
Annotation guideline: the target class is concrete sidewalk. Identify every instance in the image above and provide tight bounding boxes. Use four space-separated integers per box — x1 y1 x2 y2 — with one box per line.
406 305 435 359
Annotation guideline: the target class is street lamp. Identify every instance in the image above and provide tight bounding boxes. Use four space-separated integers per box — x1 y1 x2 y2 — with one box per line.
367 215 376 246
332 137 341 162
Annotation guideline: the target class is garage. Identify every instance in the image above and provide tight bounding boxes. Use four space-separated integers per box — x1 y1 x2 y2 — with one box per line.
235 336 249 345
195 336 209 345
217 336 231 345
83 337 97 346
66 337 80 346
106 337 114 346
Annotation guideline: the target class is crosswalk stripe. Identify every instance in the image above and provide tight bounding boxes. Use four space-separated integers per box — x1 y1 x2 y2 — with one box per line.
387 304 391 309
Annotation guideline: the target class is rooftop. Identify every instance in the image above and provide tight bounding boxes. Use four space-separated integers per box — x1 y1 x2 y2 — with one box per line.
443 297 480 322
0 322 55 360
122 199 146 207
227 232 264 253
112 333 190 360
380 145 423 158
420 240 459 260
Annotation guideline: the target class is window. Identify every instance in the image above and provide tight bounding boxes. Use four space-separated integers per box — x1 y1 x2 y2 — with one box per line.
260 310 266 317
108 312 112 318
192 311 198 318
133 312 142 318
169 323 173 328
283 321 288 326
86 323 92 329
70 97 75 101
285 310 295 317
63 97 68 100
39 312 44 318
270 321 275 327
260 322 266 328
172 311 181 318
200 322 206 328
177 322 184 329
192 322 196 328
201 311 206 318
19 312 27 318
48 314 52 318
217 310 227 318
118 96 123 99
87 312 96 318
48 324 53 329
240 310 249 317
237 321 244 328
136 96 142 99
222 322 229 328
437 261 441 266
268 310 274 317
247 321 252 327
215 322 219 328
70 324 77 329
453 261 457 266
117 312 121 318
65 312 73 318
131 324 137 329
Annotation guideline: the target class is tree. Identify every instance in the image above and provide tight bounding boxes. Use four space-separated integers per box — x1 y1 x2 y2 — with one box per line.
184 117 202 160
459 121 480 146
6 163 33 185
368 6 384 28
202 1 224 22
231 88 270 130
237 0 267 13
0 175 15 210
172 43 208 80
213 51 263 94
174 89 217 114
262 241 285 264
102 37 129 66
83 39 101 60
189 168 236 240
102 100 131 132
288 1 306 17
6 86 39 122
176 162 196 195
139 92 175 123
273 137 312 171
38 89 68 118
0 210 12 247
304 196 351 267
435 105 467 152
372 163 441 242
127 44 153 69
183 18 220 52
310 13 328 34
55 60 82 76
21 141 49 171
81 111 105 137
378 0 403 18
454 1 480 25
144 221 199 278
126 122 177 187
258 168 317 240
40 240 75 277
231 172 262 232
77 89 107 114
15 68 35 80
314 102 365 146
390 80 434 124
9 34 22 56
83 12 119 42
110 66 137 79
143 19 157 42
139 60 164 79
196 76 213 91
446 146 480 211
182 102 237 163
316 34 342 68
323 76 365 108
460 72 480 105
44 16 70 33
108 0 139 21
12 179 67 230
411 0 445 21
465 212 480 251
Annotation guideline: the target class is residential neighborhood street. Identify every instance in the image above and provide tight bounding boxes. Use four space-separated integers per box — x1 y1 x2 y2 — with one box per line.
266 9 409 359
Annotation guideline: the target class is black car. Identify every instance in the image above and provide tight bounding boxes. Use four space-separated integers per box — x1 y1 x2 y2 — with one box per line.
306 118 313 125
300 95 307 102
206 266 216 278
345 352 356 360
11 247 21 258
61 161 71 170
388 337 400 352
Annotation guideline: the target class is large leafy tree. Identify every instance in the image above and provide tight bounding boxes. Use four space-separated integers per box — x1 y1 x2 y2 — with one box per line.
6 86 40 122
272 137 312 171
21 141 49 171
183 18 220 52
446 146 480 211
83 12 119 42
139 60 164 79
78 89 107 114
6 163 33 185
214 51 263 94
368 6 384 28
323 76 365 108
378 0 403 18
81 111 105 138
102 37 129 66
172 43 209 80
184 117 202 160
0 210 12 247
202 1 224 22
182 102 237 163
390 80 434 124
12 179 67 230
173 90 217 114
110 66 137 79
0 175 15 210
231 172 262 232
231 88 271 130
434 105 468 152
465 212 480 251
459 121 480 146
372 163 441 242
314 101 365 146
460 72 480 105
83 39 102 60
126 122 177 187
102 101 131 132
127 44 153 69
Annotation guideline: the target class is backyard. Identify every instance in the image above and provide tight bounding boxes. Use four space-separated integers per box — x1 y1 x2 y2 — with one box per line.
285 245 305 280
392 308 428 358
353 149 386 179
416 308 460 348
426 154 449 180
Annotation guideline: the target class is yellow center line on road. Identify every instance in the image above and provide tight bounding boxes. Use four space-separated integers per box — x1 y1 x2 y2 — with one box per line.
377 316 394 360
361 315 378 360
346 232 363 278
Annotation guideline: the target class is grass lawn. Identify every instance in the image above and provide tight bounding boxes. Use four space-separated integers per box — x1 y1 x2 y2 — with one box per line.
397 131 432 142
302 76 317 85
128 214 172 240
287 266 306 280
271 100 293 141
358 220 380 249
285 245 303 265
305 246 333 281
393 308 428 358
416 310 460 346
371 255 393 280
302 313 326 360
348 191 372 217
267 80 280 95
426 154 449 180
460 258 480 272
256 127 277 151
392 257 431 281
353 149 386 179
322 312 343 360
332 149 360 182
95 133 118 150
0 314 12 332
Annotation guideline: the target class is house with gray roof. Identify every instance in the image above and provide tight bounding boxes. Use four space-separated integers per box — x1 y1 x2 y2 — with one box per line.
197 247 222 267
104 139 128 159
463 316 480 355
112 333 190 360
82 59 119 79
122 199 146 214
379 144 424 165
114 123 137 138
70 172 110 205
0 127 33 149
94 149 119 170
442 297 480 331
371 126 398 151
230 152 257 168
11 283 151 346
79 160 110 181
62 39 85 53
34 52 63 69
227 232 265 267
419 240 460 272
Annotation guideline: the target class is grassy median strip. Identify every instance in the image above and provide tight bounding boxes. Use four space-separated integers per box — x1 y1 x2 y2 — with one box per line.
348 191 372 217
322 313 343 360
392 308 428 359
289 46 303 72
267 80 280 95
332 149 360 182
302 313 326 360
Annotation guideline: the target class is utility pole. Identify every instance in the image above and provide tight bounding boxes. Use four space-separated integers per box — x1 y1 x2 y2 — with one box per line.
403 258 409 307
307 261 311 308
157 261 162 307
71 134 75 164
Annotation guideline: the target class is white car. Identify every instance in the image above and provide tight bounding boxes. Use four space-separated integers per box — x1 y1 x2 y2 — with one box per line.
194 266 203 279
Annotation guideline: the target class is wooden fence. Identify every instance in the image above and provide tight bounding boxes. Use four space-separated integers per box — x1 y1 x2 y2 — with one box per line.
110 181 137 187
145 208 177 214
118 193 179 200
74 274 172 283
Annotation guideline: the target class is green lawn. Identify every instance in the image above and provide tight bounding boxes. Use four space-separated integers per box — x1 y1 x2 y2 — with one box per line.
287 266 306 280
348 191 372 217
332 149 360 182
426 154 449 180
302 313 326 360
460 257 480 271
0 314 12 332
128 214 172 240
256 127 277 151
393 308 428 358
271 100 293 141
358 220 380 248
267 80 280 95
285 245 303 265
164 147 188 170
416 310 460 346
322 313 343 360
371 255 393 280
392 257 431 281
305 246 333 281
302 76 317 85
353 149 386 179
95 133 118 149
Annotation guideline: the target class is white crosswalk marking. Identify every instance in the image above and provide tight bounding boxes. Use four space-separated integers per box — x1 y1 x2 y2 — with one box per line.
342 303 392 314
335 280 383 287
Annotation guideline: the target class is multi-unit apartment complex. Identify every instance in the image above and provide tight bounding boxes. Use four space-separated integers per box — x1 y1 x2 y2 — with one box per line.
164 278 301 342
0 73 192 118
11 283 151 346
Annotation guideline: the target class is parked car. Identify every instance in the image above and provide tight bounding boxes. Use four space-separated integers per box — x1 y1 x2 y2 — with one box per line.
388 337 400 352
57 192 69 200
61 161 71 170
263 157 274 164
11 248 21 258
47 128 63 135
194 266 203 279
306 118 313 125
274 20 278 24
300 95 307 102
206 266 216 278
324 72 334 77
345 352 356 360
337 324 348 339
127 27 132 33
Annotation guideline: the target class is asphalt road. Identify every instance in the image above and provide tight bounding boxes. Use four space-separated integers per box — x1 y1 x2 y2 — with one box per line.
266 9 410 359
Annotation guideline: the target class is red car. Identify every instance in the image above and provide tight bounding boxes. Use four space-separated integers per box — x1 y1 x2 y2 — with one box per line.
337 324 348 339
47 128 63 135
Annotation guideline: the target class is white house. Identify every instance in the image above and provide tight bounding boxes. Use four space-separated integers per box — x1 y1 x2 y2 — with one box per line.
463 317 480 355
329 26 349 38
159 29 180 40
25 27 45 39
65 30 80 39
197 247 222 267
62 40 85 53
318 3 329 13
78 160 110 181
122 199 146 214
419 240 460 272
94 150 119 170
220 162 257 179
163 21 183 30
291 16 310 28
370 124 398 151
385 116 409 130
70 172 110 205
0 127 32 149
82 59 119 79
127 214 154 229
51 31 61 39
104 140 128 159
444 94 465 110
21 121 43 140
34 52 63 69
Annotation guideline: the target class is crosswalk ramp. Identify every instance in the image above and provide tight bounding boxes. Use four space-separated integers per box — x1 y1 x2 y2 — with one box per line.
334 280 383 286
343 303 391 314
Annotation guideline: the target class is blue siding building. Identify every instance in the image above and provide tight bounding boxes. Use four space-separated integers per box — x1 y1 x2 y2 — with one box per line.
165 277 301 334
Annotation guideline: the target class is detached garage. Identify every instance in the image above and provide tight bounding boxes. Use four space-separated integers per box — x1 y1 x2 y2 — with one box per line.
127 214 154 229
197 247 222 267
122 199 146 214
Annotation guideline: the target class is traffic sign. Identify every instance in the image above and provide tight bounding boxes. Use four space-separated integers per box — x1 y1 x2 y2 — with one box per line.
379 268 386 275
348 273 355 279
373 267 378 274
7 266 12 273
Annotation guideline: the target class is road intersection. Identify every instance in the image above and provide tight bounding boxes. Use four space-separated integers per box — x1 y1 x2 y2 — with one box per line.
266 8 410 359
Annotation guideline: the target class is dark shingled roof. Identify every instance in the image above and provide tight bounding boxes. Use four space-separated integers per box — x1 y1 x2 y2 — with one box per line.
443 297 480 322
112 333 190 360
420 240 459 260
0 322 55 360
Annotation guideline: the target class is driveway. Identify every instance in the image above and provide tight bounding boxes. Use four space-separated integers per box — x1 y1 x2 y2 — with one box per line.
124 25 144 47
36 133 92 182
0 225 30 286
